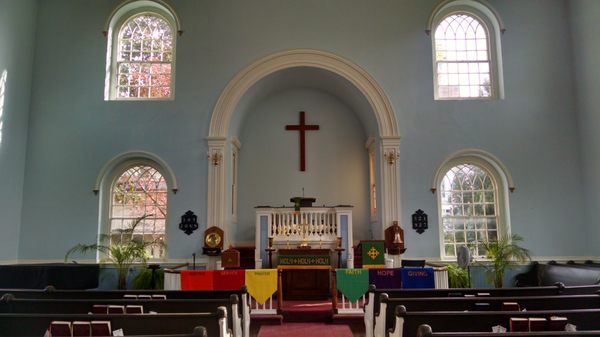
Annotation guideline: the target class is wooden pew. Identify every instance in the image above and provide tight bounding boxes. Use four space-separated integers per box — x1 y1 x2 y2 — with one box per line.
378 293 600 312
363 284 600 337
0 294 243 337
385 305 600 337
0 286 246 300
416 324 600 337
0 309 227 337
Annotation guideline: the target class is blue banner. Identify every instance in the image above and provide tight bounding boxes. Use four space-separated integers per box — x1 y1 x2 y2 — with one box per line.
400 267 435 288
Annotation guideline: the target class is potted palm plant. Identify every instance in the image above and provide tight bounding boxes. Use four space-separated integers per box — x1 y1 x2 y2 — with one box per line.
480 233 530 288
65 215 165 290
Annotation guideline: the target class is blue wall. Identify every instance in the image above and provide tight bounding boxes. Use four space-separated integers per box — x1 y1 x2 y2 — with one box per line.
569 1 600 256
2 0 595 262
0 0 37 263
237 88 370 244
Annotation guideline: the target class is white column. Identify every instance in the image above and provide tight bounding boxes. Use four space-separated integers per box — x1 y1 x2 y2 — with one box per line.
379 137 401 239
207 137 228 246
335 207 354 268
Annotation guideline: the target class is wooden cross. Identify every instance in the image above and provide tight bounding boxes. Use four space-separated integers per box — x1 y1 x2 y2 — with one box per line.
285 111 320 171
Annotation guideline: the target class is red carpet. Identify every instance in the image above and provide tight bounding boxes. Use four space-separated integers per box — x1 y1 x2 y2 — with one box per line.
280 300 333 322
257 323 354 337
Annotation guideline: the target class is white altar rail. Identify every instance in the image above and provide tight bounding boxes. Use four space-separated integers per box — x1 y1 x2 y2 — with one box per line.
255 206 354 268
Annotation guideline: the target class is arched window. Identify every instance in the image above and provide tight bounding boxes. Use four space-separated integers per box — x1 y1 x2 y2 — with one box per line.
428 0 504 100
110 165 167 258
440 163 497 258
104 1 180 100
433 150 514 260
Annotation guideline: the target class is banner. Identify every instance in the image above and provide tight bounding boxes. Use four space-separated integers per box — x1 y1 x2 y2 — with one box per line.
245 269 277 305
369 268 402 289
336 268 369 302
361 241 385 268
278 255 330 266
180 270 213 290
400 267 435 289
213 269 245 290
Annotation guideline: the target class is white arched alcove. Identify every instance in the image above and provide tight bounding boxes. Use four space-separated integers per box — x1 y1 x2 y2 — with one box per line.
207 48 401 246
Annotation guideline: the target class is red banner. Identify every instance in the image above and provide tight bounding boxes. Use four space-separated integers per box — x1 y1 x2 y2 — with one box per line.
180 270 214 290
213 269 245 290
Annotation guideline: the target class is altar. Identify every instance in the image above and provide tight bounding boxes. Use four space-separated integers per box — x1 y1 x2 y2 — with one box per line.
254 205 354 269
277 249 332 302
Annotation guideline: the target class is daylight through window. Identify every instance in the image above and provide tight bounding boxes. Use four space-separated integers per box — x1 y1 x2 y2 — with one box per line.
440 163 498 258
115 14 174 99
110 165 167 258
434 14 491 99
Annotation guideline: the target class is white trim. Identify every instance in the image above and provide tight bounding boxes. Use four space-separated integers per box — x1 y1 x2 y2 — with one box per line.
431 148 514 192
104 0 182 35
208 49 399 138
428 0 505 100
207 49 401 240
94 150 178 194
104 1 179 101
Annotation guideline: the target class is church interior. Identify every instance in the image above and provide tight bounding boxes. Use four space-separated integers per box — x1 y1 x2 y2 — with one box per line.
2 0 600 336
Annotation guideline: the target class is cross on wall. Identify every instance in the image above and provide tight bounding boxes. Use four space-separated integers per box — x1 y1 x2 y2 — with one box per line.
285 111 320 172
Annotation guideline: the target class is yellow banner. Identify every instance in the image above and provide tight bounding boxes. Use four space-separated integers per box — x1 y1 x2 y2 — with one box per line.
245 269 278 305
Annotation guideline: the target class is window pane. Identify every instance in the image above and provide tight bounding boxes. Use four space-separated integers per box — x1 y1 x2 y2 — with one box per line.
434 14 492 98
110 165 167 258
440 163 500 258
115 14 174 99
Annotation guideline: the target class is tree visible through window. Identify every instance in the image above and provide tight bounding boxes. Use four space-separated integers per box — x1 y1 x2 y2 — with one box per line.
110 165 167 258
440 164 498 258
116 14 174 99
434 14 491 99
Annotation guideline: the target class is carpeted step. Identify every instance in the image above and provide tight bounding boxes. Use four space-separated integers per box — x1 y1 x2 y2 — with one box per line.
257 323 354 337
280 300 333 323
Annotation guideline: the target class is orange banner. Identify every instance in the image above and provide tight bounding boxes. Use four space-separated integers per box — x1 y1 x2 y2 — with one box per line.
180 270 214 290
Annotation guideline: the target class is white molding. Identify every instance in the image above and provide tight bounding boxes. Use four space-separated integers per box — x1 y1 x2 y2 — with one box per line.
207 137 228 246
208 48 399 138
104 0 182 35
427 0 505 100
431 148 515 192
426 0 505 34
379 137 402 238
93 150 178 193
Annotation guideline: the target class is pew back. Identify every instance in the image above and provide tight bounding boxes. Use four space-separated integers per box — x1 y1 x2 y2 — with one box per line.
0 311 225 337
392 307 600 337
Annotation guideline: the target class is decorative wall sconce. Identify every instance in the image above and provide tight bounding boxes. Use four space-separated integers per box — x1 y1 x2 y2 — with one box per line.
179 210 199 235
209 152 222 166
412 209 428 234
383 151 399 165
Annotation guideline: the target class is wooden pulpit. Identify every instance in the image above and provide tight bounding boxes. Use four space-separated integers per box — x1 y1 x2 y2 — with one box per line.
221 248 240 269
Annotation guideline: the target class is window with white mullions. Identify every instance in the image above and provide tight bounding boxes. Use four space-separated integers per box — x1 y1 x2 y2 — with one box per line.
110 165 167 258
115 13 173 99
435 13 491 99
440 164 499 258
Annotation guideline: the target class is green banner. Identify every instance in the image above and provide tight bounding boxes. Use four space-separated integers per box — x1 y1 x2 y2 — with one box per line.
336 268 369 302
279 255 330 266
361 241 385 268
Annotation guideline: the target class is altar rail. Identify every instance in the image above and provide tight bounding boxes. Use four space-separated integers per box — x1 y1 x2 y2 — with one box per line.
255 207 354 269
